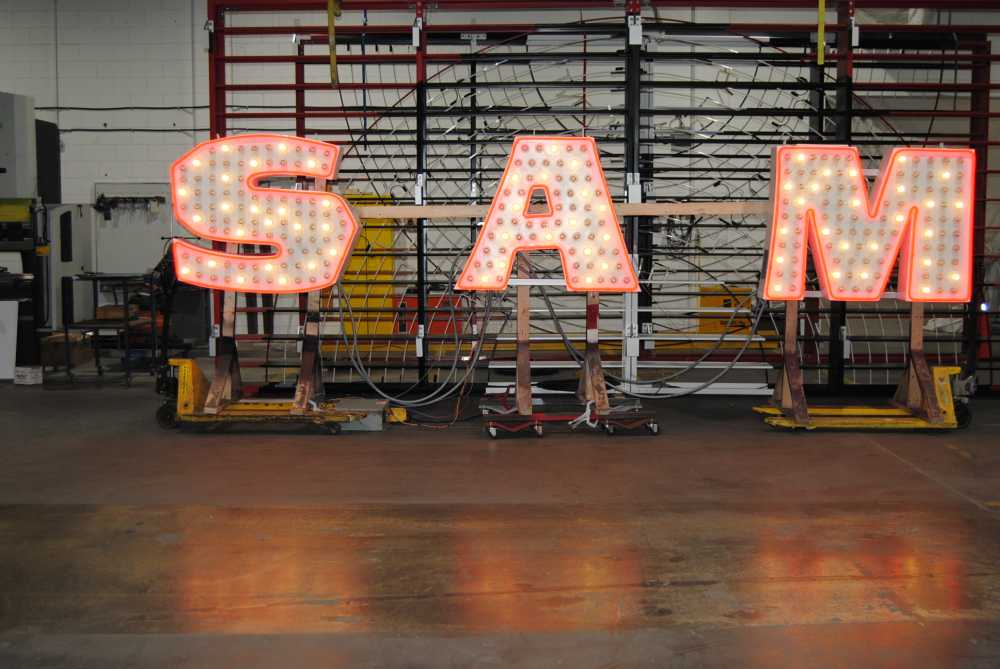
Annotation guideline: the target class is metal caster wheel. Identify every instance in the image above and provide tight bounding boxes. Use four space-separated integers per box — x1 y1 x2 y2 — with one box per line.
646 421 660 435
603 423 616 436
326 423 342 435
533 424 544 438
155 402 178 430
487 426 499 439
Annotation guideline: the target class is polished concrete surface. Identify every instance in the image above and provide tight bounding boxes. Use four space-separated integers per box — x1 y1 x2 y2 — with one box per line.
0 384 998 667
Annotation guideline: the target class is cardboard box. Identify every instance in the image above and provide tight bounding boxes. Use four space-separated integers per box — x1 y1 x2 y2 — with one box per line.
95 304 137 321
41 333 93 368
13 366 43 385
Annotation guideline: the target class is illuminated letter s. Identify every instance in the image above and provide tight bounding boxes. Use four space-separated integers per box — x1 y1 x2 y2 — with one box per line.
170 134 360 293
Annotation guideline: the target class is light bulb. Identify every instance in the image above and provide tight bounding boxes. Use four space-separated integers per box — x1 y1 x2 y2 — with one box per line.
897 185 906 194
177 187 188 197
191 159 201 168
180 266 191 275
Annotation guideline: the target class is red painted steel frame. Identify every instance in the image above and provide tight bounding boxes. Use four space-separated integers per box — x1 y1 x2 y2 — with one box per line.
204 0 998 389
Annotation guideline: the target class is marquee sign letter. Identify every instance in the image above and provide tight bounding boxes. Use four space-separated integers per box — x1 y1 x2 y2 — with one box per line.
455 136 638 292
764 145 975 303
170 134 360 293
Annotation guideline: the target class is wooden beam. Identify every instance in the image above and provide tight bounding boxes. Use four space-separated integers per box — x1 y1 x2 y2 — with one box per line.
515 257 532 416
352 201 770 220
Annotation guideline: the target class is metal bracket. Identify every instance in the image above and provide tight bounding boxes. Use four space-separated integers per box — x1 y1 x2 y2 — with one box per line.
414 173 426 205
627 15 643 46
625 325 640 357
415 324 425 357
204 19 215 33
412 17 423 47
626 172 643 203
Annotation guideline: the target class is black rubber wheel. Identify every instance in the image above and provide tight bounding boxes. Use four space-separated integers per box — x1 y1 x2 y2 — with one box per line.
646 421 660 435
533 424 544 438
326 423 343 435
155 403 178 430
604 424 616 436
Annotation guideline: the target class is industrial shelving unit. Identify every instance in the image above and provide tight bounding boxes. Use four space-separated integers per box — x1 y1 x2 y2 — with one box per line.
197 0 1000 399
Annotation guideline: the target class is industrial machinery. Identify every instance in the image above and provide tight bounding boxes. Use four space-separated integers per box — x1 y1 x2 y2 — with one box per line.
0 91 60 380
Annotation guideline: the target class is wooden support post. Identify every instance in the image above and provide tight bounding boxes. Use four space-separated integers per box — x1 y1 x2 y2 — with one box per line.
772 299 809 425
579 291 610 414
893 302 943 423
515 256 532 416
204 287 242 414
292 290 324 415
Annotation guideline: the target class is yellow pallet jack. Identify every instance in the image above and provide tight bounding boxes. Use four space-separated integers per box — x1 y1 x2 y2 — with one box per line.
754 301 969 430
157 287 376 433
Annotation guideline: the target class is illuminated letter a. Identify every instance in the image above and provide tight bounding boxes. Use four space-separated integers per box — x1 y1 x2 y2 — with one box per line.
456 136 638 292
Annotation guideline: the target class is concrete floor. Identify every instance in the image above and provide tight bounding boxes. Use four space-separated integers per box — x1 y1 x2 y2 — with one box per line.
0 383 999 668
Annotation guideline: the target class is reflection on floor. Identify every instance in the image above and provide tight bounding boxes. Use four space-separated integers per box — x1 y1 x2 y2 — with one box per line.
0 384 998 667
